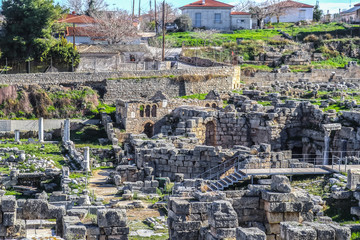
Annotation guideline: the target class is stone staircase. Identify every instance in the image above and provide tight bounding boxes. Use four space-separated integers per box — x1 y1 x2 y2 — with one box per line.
207 169 247 191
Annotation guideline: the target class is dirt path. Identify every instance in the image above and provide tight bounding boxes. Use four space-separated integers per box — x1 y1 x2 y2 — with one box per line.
89 169 119 202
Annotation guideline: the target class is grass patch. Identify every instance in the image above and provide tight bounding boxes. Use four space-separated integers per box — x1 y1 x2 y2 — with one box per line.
0 143 65 168
180 93 208 100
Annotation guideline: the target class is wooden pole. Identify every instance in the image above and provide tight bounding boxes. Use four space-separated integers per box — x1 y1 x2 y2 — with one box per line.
132 0 135 19
162 0 165 61
154 0 157 34
73 23 76 49
139 0 141 18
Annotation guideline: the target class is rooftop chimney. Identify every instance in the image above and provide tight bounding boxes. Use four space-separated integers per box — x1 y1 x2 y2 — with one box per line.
202 0 205 5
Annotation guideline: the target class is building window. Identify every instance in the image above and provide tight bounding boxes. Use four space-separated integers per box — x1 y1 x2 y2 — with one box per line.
215 13 221 23
195 13 202 27
237 19 245 23
299 10 306 19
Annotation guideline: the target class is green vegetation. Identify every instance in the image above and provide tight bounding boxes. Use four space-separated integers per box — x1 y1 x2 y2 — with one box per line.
241 64 273 72
0 167 10 174
351 232 360 240
69 172 88 179
0 0 79 66
5 189 22 196
257 101 272 106
0 142 64 168
180 93 208 100
70 125 112 148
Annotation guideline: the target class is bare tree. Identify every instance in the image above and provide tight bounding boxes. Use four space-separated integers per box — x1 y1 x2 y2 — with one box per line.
155 2 179 24
86 0 108 16
233 0 252 12
66 0 85 14
148 37 177 60
92 10 139 44
267 0 291 24
248 0 274 29
191 29 219 46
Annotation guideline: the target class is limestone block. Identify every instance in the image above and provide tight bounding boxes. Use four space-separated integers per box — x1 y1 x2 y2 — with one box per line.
173 221 201 232
304 222 335 240
211 227 236 239
1 196 17 212
266 212 283 224
107 235 128 240
3 212 16 226
208 201 238 229
280 222 316 240
329 224 351 240
236 227 266 240
190 202 211 214
265 223 280 234
171 199 190 215
65 225 87 240
97 209 127 228
271 175 291 193
232 197 259 209
347 169 360 190
330 191 352 200
262 191 294 202
284 212 300 222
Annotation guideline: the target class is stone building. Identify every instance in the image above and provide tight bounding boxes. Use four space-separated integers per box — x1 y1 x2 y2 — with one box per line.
116 91 223 137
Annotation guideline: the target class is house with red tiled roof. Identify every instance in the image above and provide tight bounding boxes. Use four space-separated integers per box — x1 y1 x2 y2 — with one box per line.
340 3 360 23
180 0 252 30
266 0 314 23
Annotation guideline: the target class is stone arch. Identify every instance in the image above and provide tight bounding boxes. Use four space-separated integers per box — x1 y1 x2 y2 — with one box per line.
205 103 210 108
139 105 144 117
145 105 151 117
151 105 157 117
212 103 217 108
205 121 216 146
143 121 154 138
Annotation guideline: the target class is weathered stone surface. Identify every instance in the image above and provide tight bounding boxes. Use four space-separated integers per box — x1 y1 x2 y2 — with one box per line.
3 212 16 226
208 201 238 229
65 225 87 240
280 222 316 240
262 191 294 202
171 199 190 215
271 175 291 193
97 209 127 228
1 196 17 212
236 227 266 240
304 222 335 240
329 224 351 240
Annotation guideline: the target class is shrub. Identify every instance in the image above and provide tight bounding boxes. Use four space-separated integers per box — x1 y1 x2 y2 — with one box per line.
323 33 333 40
304 34 319 42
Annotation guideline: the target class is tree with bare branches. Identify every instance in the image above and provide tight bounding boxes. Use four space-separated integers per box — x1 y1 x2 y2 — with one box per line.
66 0 85 14
191 29 219 46
91 10 139 44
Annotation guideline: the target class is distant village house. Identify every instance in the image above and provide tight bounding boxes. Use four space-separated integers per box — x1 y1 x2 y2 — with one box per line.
340 3 360 23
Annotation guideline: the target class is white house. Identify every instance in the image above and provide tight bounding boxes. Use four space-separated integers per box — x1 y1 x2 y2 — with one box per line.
267 0 314 23
180 0 234 30
231 12 252 30
180 0 252 30
340 3 360 23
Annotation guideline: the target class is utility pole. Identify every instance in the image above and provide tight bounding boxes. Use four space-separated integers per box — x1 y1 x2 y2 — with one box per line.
132 0 135 19
162 0 165 61
139 0 141 18
150 0 152 21
73 23 76 49
155 0 158 34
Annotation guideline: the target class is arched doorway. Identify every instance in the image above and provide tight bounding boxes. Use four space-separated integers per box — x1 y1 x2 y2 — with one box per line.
205 121 216 146
143 122 154 138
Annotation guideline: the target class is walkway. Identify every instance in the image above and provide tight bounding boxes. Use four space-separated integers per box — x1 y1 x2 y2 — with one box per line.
89 169 119 202
240 165 360 177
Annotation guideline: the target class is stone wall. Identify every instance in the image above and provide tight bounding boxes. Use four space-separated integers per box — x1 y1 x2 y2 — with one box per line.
0 67 237 103
167 175 335 240
242 66 360 86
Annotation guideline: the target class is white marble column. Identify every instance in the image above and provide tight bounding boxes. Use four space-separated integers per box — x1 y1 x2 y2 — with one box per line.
38 118 44 142
14 130 20 142
84 147 91 172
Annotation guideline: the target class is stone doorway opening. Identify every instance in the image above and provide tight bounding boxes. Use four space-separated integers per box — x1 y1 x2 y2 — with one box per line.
144 122 154 138
205 121 216 146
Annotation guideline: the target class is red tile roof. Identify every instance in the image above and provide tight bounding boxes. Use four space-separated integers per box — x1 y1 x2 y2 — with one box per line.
231 12 251 15
65 26 104 38
272 0 314 8
181 0 234 9
58 14 96 24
